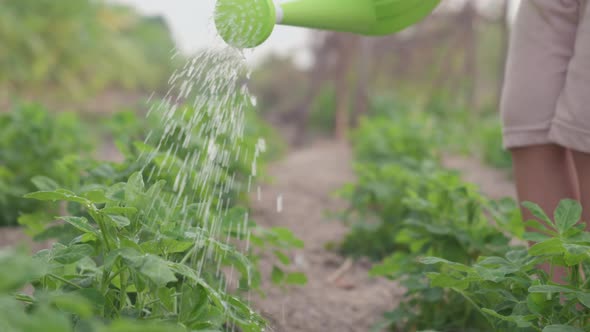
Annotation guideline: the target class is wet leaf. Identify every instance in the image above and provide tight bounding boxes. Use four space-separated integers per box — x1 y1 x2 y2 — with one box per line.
59 216 96 235
52 244 94 264
25 191 72 202
106 215 131 228
136 255 177 287
101 206 138 215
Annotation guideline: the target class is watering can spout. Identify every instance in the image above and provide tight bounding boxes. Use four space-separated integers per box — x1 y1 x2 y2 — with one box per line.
215 0 441 48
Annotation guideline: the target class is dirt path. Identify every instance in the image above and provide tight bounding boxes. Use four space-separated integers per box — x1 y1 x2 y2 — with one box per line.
251 141 401 332
250 144 517 332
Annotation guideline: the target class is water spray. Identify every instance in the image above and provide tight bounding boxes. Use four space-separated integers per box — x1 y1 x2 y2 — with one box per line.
215 0 441 48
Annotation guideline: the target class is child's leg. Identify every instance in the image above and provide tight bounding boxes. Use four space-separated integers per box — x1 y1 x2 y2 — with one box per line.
570 150 590 226
511 144 579 284
511 144 579 221
548 0 590 223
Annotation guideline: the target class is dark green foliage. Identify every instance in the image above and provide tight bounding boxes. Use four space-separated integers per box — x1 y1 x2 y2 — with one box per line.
309 84 337 133
479 117 512 169
424 200 590 331
0 98 297 330
23 174 267 331
350 112 438 167
366 171 515 330
0 0 178 99
0 245 206 332
339 112 521 331
0 103 93 226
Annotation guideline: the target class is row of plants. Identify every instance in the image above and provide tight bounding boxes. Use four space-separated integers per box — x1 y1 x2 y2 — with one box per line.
0 0 179 101
370 95 512 170
338 105 590 331
0 102 299 331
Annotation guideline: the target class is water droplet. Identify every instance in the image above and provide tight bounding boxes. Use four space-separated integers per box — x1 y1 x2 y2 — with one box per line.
277 194 283 213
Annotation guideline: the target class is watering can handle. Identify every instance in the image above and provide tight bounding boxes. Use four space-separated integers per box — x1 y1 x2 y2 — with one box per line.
215 0 441 48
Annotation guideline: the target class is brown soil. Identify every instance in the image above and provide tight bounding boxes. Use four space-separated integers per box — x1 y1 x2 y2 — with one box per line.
251 141 401 332
250 146 517 332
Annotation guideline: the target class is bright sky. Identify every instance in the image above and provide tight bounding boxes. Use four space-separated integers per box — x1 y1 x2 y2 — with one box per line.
113 0 311 66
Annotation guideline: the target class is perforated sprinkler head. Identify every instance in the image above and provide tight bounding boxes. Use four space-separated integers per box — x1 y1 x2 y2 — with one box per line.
214 0 277 49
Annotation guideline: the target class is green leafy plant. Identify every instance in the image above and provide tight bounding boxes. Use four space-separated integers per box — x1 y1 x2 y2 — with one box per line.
10 96 300 330
0 248 186 332
423 199 590 331
351 114 438 167
478 117 512 169
339 111 522 331
0 0 179 100
363 167 515 331
23 173 267 331
0 103 93 226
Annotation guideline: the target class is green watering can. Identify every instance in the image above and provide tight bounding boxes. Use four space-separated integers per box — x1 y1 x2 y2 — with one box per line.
215 0 441 48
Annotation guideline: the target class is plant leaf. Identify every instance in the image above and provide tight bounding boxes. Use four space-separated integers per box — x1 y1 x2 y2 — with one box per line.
52 244 94 264
125 172 145 203
554 199 582 234
101 206 138 215
426 272 469 290
576 292 590 308
529 238 564 256
273 250 291 265
59 216 97 235
522 201 554 227
136 255 177 287
523 232 551 242
271 266 284 284
543 325 583 332
285 272 307 285
106 215 131 228
529 285 577 294
420 257 472 272
25 190 89 205
481 308 534 328
31 176 60 191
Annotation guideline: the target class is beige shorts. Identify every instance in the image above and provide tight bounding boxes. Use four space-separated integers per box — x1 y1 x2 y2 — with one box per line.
501 0 590 153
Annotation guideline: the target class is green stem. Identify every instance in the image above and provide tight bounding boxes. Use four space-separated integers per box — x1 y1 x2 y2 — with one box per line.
573 264 581 288
14 294 34 304
455 290 489 325
105 269 122 288
143 297 163 307
461 300 472 325
118 264 128 314
89 206 112 251
48 273 82 289
180 244 198 265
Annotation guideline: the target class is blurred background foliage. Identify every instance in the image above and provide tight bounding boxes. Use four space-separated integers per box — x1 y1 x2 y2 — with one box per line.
0 0 513 223
0 0 179 110
250 0 512 165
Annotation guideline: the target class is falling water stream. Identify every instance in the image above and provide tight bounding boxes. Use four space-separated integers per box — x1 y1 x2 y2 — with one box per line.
135 4 274 328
